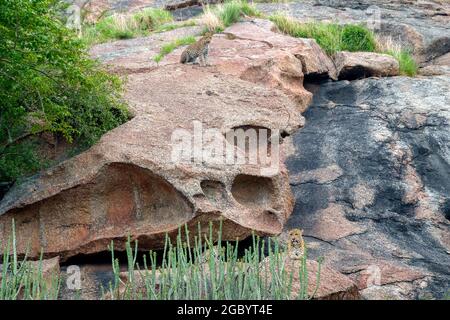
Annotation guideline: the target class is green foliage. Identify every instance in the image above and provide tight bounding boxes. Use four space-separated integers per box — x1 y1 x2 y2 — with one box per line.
270 14 376 55
341 24 376 52
239 0 262 17
82 8 173 45
301 23 342 55
270 13 418 75
1 220 60 300
133 8 173 30
105 222 322 300
219 0 261 27
0 142 42 184
270 14 340 54
220 1 244 27
386 49 418 76
0 0 129 184
153 36 196 63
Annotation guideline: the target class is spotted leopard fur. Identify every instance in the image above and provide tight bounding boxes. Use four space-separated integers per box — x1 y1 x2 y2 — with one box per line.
180 33 213 67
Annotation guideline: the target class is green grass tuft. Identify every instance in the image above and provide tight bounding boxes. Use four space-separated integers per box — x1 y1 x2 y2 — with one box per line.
270 14 376 55
199 0 261 32
132 8 173 30
153 36 197 63
83 8 173 45
270 13 417 76
375 35 418 76
385 50 418 76
216 0 262 27
341 24 376 52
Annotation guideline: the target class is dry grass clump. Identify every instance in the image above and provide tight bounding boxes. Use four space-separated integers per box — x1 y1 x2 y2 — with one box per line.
375 35 418 76
198 5 224 32
197 0 262 33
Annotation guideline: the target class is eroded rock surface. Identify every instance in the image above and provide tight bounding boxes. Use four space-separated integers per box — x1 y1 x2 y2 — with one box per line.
0 21 325 261
333 51 399 80
285 76 450 299
162 20 336 112
0 256 60 297
2 2 450 299
89 25 203 74
0 67 298 260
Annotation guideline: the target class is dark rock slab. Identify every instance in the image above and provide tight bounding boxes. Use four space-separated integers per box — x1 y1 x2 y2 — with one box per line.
285 75 450 299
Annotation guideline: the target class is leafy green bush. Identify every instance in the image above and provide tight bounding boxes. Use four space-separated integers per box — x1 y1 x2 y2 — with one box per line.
0 0 129 185
83 8 173 45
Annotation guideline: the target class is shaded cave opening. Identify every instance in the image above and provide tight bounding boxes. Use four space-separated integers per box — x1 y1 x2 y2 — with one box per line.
303 76 334 98
60 235 275 270
443 199 450 221
231 174 275 209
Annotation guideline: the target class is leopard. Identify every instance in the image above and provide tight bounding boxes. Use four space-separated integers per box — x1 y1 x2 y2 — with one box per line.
180 33 213 67
287 228 305 260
